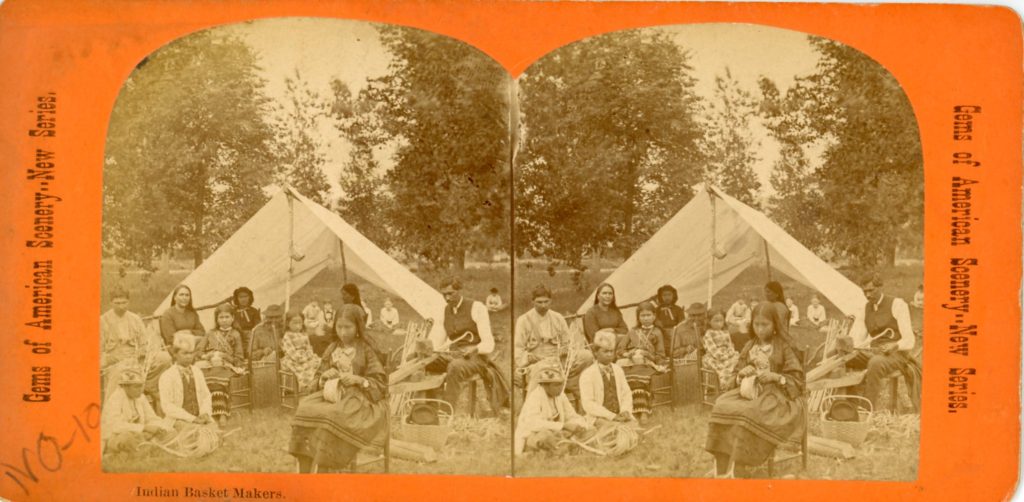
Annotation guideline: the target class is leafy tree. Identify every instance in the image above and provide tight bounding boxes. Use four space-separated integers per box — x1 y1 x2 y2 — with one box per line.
104 29 277 268
791 37 922 266
515 29 705 268
334 26 510 271
331 79 395 249
272 69 331 205
700 68 762 206
759 77 825 250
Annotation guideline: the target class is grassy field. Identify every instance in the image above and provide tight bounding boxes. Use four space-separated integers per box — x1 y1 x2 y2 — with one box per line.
100 262 511 475
512 263 922 480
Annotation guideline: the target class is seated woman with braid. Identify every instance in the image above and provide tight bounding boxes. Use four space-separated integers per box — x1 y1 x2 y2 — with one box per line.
288 305 387 473
704 303 805 478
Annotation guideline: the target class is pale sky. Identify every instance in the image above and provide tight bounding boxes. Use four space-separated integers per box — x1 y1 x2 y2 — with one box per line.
223 19 822 200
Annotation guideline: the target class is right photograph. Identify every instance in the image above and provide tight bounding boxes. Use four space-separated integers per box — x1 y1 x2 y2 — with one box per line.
511 24 923 480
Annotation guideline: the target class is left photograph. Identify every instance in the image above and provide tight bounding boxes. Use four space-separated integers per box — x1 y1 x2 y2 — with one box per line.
99 18 512 475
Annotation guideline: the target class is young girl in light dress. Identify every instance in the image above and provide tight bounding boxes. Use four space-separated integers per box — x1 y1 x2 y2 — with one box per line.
281 313 321 394
702 310 740 391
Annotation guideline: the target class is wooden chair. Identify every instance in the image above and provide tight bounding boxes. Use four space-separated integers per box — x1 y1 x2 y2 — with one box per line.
468 375 486 418
766 347 810 478
650 372 674 409
229 373 253 412
700 367 721 407
279 370 300 411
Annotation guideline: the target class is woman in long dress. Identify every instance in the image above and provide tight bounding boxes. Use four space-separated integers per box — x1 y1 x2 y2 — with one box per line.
705 303 805 478
159 285 205 347
582 282 629 344
288 305 387 473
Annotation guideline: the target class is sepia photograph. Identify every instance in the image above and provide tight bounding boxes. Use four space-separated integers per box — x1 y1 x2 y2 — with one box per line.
99 18 512 475
511 24 923 480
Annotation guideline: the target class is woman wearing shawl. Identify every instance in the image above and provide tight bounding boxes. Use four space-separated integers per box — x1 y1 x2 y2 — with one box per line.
231 287 261 357
705 303 805 478
288 305 387 473
581 283 629 344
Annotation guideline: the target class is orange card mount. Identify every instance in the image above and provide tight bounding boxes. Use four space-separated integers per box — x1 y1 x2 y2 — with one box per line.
0 1 1020 501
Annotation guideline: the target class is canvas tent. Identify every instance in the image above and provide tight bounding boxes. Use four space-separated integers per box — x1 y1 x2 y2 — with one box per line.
576 184 867 338
154 186 447 339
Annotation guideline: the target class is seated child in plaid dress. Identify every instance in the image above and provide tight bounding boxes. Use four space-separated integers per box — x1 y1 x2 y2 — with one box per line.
281 313 321 394
702 310 740 391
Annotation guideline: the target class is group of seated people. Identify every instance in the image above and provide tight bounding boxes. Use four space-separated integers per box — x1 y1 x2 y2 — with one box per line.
514 275 922 477
100 282 388 470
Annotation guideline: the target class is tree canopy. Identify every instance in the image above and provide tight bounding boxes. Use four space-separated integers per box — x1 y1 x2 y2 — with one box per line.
514 29 705 267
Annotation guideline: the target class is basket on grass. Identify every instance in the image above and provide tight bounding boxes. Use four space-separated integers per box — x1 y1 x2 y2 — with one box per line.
820 394 873 447
397 398 453 451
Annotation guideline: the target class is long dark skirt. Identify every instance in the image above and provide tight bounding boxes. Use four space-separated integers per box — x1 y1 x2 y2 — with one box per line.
289 389 386 469
623 365 657 415
705 384 803 466
203 366 234 420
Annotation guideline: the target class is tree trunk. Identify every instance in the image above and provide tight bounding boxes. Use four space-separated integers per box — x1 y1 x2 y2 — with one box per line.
452 248 466 273
193 214 204 269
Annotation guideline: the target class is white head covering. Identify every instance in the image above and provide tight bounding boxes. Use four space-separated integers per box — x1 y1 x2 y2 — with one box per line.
593 329 617 351
172 330 197 353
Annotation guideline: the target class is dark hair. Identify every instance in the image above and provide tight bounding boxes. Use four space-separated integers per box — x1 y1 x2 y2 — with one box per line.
489 287 499 294
170 285 195 311
232 287 254 307
285 312 305 329
593 282 618 308
764 281 786 303
531 284 552 300
861 274 884 288
341 283 362 305
707 308 726 323
656 285 677 304
110 288 130 301
635 301 657 324
747 302 790 345
439 277 463 290
214 302 234 317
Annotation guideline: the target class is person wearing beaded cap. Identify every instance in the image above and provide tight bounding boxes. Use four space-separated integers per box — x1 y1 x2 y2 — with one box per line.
101 366 173 454
515 364 592 454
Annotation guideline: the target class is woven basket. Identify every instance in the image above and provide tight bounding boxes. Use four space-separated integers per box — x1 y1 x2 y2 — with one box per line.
397 398 453 450
820 395 873 447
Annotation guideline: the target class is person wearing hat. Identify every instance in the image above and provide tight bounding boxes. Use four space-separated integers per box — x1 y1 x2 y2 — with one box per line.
514 284 593 400
515 364 591 454
578 329 635 424
671 302 708 358
158 331 215 426
250 304 285 362
101 366 174 454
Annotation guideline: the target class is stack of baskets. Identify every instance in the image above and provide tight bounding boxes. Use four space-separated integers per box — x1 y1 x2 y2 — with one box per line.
396 398 453 451
820 394 873 447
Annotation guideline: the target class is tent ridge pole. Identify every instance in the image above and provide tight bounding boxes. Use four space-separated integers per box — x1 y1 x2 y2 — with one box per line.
286 191 294 314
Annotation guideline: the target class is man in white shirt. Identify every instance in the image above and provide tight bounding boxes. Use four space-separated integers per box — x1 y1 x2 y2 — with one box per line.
514 284 593 399
578 330 635 424
379 298 400 330
485 287 506 312
806 295 828 327
426 277 508 416
845 274 921 409
725 298 752 335
100 289 170 400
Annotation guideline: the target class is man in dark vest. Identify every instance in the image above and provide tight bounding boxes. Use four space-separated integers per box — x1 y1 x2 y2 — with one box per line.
426 277 509 416
845 274 921 409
